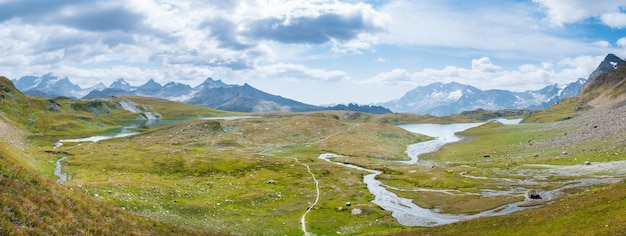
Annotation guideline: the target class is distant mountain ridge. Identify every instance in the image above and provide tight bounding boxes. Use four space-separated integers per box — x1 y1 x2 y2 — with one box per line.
13 73 86 98
382 78 586 116
82 77 320 112
13 75 391 113
14 64 598 115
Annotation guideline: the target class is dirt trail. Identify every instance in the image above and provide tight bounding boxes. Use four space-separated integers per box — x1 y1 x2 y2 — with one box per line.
293 158 320 236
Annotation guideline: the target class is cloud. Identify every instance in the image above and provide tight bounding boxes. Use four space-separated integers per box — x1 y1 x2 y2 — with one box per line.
471 57 502 72
364 56 603 91
200 18 251 50
601 12 626 28
56 6 144 32
592 40 612 48
617 37 626 47
206 58 252 70
244 1 389 46
0 1 144 32
379 0 601 57
247 13 367 44
533 0 626 28
0 0 84 22
256 63 349 82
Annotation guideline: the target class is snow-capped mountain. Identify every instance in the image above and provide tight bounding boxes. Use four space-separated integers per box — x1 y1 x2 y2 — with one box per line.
14 73 85 98
81 77 322 112
109 78 136 91
87 82 108 92
12 72 586 115
582 54 625 93
382 79 586 116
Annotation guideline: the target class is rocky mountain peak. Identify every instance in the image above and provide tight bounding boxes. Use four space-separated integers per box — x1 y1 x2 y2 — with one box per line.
198 77 230 89
580 54 626 107
109 78 135 91
588 54 624 82
138 79 162 91
89 82 107 91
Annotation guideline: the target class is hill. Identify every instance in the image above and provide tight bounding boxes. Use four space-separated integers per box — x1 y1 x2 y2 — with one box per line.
0 76 223 235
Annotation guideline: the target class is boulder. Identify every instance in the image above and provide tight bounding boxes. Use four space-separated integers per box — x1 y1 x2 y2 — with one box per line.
351 208 362 215
526 189 541 199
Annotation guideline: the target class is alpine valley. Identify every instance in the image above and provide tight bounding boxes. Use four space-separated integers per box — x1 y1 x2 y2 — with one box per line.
3 54 626 235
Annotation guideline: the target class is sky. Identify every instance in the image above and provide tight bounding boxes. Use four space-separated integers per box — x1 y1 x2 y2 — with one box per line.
1 0 626 105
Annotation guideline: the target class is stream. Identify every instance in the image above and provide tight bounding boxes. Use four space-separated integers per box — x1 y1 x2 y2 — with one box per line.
51 117 625 227
53 117 254 183
319 119 624 226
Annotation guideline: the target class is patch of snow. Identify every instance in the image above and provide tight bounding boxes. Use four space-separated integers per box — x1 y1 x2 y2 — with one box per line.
447 90 463 100
611 61 618 68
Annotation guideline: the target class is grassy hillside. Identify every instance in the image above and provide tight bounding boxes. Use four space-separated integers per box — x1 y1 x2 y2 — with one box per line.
0 76 241 235
0 116 221 235
1 76 239 137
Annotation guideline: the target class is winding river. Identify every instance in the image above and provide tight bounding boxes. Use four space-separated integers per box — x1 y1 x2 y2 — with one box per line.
319 119 623 226
52 117 625 228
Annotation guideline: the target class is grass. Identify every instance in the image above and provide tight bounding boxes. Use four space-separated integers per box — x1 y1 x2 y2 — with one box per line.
53 115 423 235
524 97 586 123
5 74 626 235
0 121 220 235
53 110 624 234
384 181 626 236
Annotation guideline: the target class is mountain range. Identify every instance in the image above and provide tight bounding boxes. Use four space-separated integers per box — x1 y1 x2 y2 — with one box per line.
13 76 391 113
382 79 586 116
15 55 617 116
396 54 625 116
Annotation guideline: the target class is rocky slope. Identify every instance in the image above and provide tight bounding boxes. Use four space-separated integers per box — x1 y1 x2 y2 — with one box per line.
579 54 626 107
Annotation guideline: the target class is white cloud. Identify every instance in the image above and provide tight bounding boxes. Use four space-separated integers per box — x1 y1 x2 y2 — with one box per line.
379 0 602 57
471 57 502 72
617 37 626 48
364 56 602 92
255 63 349 82
602 12 626 28
533 0 626 28
592 40 612 48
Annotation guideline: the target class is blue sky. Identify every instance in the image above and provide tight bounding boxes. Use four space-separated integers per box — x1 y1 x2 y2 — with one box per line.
1 0 626 105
